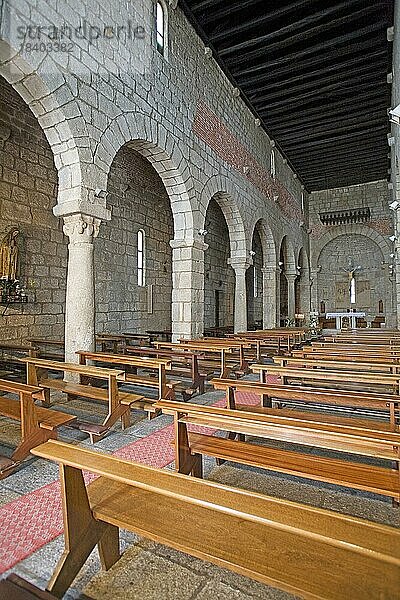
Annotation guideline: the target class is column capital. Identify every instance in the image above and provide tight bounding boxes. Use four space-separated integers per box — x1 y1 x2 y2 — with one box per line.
63 213 101 244
227 256 252 271
170 238 208 252
285 271 299 281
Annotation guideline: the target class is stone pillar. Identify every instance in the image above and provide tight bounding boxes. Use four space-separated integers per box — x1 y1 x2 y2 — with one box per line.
261 265 279 328
299 275 311 322
310 269 320 313
228 257 252 333
62 214 101 363
170 238 208 340
285 271 297 321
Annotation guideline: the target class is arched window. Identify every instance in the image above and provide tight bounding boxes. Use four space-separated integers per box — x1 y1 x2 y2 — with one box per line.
137 229 145 287
270 149 276 178
156 1 165 56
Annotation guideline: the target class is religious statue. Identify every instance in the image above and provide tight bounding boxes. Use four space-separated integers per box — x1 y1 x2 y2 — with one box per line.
341 258 361 305
0 228 20 281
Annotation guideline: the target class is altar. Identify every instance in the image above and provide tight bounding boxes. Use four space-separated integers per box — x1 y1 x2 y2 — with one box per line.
326 312 366 330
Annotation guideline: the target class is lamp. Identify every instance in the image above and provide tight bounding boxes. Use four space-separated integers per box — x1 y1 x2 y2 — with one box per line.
198 229 208 236
389 235 396 242
389 201 400 210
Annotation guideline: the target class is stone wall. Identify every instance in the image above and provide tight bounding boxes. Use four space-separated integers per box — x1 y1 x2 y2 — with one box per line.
317 233 387 315
95 146 173 333
0 76 65 343
204 199 235 329
309 180 395 324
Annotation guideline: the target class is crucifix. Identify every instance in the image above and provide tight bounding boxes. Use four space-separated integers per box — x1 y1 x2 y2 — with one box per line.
341 258 362 306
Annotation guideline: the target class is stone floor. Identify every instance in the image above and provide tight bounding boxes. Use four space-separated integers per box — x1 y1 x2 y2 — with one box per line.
0 380 399 600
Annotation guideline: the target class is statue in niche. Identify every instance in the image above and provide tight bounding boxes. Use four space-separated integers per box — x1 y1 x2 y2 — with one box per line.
0 228 20 281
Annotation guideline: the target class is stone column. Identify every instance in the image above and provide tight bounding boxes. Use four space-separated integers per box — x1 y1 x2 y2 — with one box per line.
285 271 298 322
299 275 311 323
310 269 320 313
63 214 100 363
261 266 279 328
170 238 208 340
228 257 252 333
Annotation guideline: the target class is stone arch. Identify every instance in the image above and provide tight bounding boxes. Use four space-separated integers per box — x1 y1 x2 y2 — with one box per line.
0 41 83 205
279 235 296 271
311 224 392 271
92 112 196 239
200 175 247 258
251 218 277 268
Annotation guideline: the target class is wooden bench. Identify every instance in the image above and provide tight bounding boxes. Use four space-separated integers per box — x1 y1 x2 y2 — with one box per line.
19 358 155 440
293 348 400 363
77 351 180 401
211 378 400 429
157 399 400 502
0 379 76 477
273 355 400 374
251 363 400 395
124 346 206 398
0 574 57 599
31 440 400 600
28 338 65 361
156 340 251 377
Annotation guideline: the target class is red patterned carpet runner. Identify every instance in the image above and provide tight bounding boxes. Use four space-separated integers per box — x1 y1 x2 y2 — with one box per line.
0 391 259 573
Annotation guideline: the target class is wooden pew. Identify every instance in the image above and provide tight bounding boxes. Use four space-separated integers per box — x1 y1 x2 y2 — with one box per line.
76 351 179 401
154 341 248 378
211 378 400 429
251 363 400 395
0 574 58 599
32 440 400 600
157 399 400 502
178 338 252 374
293 348 400 363
124 346 206 398
28 339 65 361
0 379 76 477
273 355 400 374
19 358 155 438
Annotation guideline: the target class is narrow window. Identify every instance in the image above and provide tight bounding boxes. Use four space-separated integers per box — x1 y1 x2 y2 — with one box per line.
137 229 145 287
270 149 276 178
253 266 258 298
156 2 165 55
301 191 304 213
350 276 356 304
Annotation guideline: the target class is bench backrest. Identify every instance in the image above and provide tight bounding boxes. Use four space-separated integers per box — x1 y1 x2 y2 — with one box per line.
251 363 400 387
19 358 124 380
76 351 171 371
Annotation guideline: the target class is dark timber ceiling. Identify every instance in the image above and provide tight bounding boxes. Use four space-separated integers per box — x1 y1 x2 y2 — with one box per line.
181 0 394 191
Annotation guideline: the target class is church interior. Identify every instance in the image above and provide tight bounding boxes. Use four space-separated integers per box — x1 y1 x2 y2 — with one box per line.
0 1 400 598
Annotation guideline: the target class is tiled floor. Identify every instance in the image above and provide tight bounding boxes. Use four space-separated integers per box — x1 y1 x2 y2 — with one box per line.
0 382 399 599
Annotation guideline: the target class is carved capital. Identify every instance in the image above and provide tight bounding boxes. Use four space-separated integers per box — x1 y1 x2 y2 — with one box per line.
63 214 101 244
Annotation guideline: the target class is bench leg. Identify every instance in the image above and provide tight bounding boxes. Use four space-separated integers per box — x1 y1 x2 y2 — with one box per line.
191 454 203 478
98 523 121 570
48 464 115 598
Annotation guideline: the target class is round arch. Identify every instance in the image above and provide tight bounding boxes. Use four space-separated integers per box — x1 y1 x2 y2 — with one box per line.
0 41 83 205
311 224 392 271
93 112 196 239
251 218 277 268
200 175 247 258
